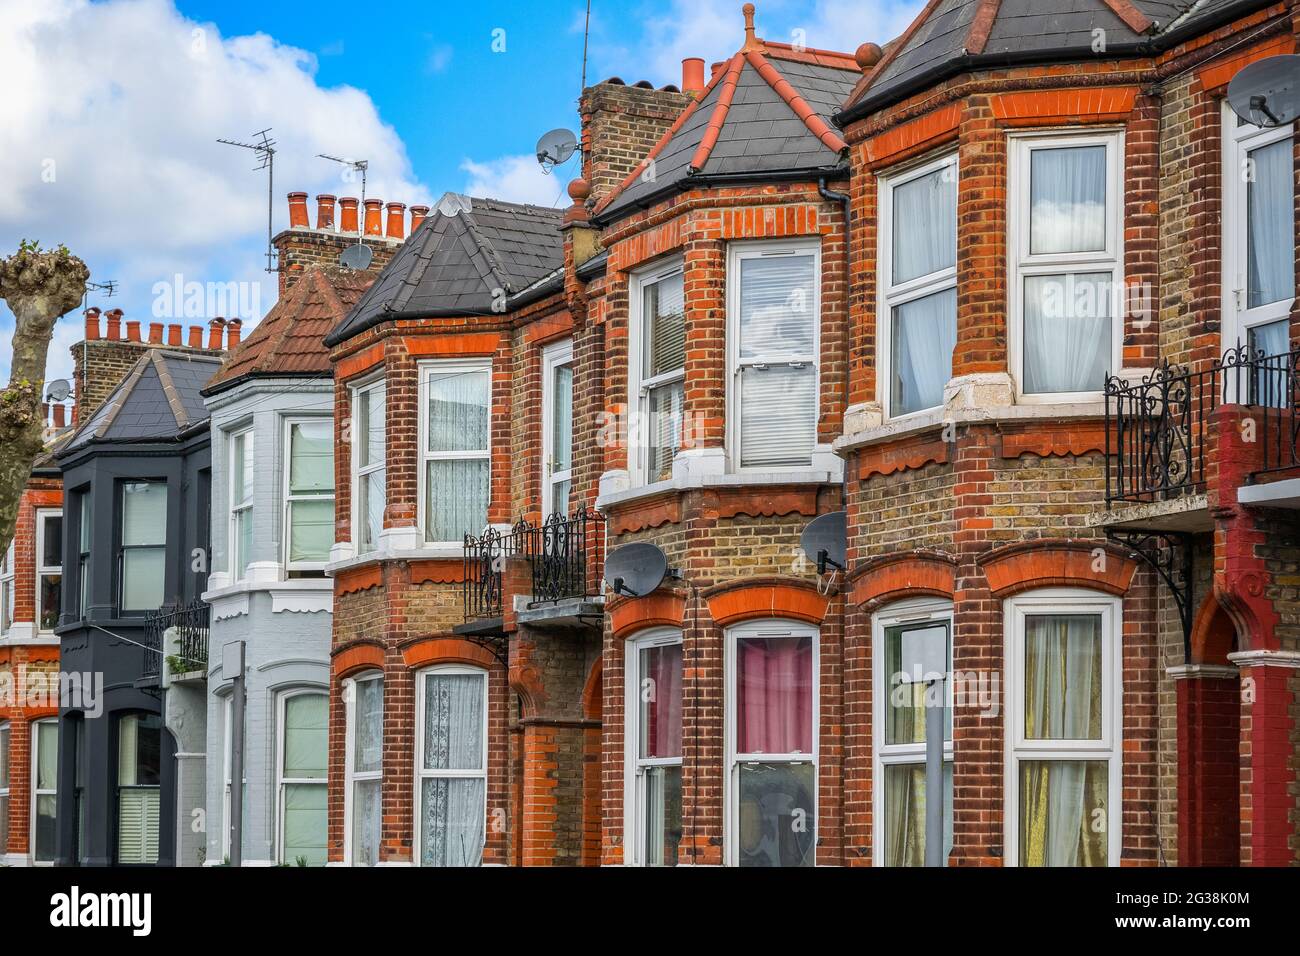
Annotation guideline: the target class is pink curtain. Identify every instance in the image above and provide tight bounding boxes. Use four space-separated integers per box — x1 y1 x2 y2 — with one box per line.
642 643 683 759
737 636 813 754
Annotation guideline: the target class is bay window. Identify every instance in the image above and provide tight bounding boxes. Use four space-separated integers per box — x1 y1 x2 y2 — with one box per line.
414 666 487 867
625 629 683 866
345 672 383 866
1006 590 1121 866
729 241 820 468
727 620 818 867
0 722 8 856
36 509 62 632
228 428 254 580
880 153 958 417
629 261 685 485
32 718 57 863
284 419 335 570
0 540 13 636
278 690 328 865
1010 131 1123 398
120 481 167 613
873 599 953 866
116 713 160 865
419 362 490 544
351 379 385 555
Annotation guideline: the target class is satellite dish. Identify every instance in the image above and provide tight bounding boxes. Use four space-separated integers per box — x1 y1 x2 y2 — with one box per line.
339 243 373 270
536 128 578 171
800 511 847 574
45 379 71 402
604 542 668 598
1228 54 1300 128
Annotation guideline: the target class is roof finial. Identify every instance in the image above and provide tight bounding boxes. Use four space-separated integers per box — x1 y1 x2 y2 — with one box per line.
742 3 761 52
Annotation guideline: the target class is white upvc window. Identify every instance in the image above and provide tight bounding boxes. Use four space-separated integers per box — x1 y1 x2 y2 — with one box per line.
1004 588 1122 867
35 509 62 633
1223 102 1295 368
418 361 491 545
413 665 488 867
872 598 954 866
283 418 335 571
32 717 57 864
343 672 383 866
0 721 9 856
879 152 958 418
227 427 254 581
541 340 574 520
277 689 328 866
1009 130 1124 400
628 259 685 486
624 628 684 866
0 539 14 637
725 619 818 867
727 240 821 469
119 481 167 613
350 378 386 556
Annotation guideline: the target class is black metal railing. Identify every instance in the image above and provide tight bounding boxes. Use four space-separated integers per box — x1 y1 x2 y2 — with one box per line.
143 598 211 678
1248 346 1300 478
462 523 528 621
527 506 606 607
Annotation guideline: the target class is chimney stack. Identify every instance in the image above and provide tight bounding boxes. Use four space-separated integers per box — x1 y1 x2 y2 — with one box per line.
316 194 337 230
339 197 360 233
410 204 430 232
363 199 383 236
288 191 310 228
682 58 705 96
227 319 243 349
208 318 226 350
385 202 407 239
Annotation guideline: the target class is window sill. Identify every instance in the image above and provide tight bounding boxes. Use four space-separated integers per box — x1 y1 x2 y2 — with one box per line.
0 630 59 648
325 544 464 577
596 468 842 512
203 577 334 620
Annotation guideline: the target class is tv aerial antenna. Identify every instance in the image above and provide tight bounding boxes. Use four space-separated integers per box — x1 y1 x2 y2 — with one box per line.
318 154 373 269
80 279 117 310
218 128 278 273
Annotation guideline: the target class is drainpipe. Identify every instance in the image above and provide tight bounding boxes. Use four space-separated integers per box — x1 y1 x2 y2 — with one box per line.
819 174 852 518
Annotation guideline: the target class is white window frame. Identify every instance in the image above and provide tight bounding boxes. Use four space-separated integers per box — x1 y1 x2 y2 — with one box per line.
723 618 820 867
1003 587 1123 867
541 340 574 520
871 597 954 866
878 151 959 420
35 508 62 634
343 671 383 866
412 664 489 867
623 627 684 866
1222 100 1295 355
628 258 686 487
1008 129 1125 403
350 376 386 556
0 720 9 856
31 717 57 866
282 416 335 572
275 687 328 866
726 239 822 471
0 538 14 638
417 359 492 547
227 426 254 581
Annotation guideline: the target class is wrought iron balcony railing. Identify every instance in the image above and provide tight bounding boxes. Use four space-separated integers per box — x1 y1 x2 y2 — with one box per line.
462 523 529 621
1248 346 1300 478
143 598 211 679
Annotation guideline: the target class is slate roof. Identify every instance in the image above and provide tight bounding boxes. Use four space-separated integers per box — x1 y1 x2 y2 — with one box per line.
61 349 222 455
325 197 564 346
595 37 859 223
841 0 1274 119
204 266 374 395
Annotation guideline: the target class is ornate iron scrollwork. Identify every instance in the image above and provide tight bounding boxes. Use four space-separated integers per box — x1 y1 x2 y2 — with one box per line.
1105 529 1194 661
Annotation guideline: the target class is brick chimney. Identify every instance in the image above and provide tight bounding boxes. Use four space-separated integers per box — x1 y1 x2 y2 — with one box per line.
579 77 693 208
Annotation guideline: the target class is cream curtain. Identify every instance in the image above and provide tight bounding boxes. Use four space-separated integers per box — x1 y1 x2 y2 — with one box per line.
420 674 486 867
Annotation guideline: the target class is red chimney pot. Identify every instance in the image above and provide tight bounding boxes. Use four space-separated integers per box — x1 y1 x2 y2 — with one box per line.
148 322 164 344
385 202 407 239
227 319 243 349
105 308 123 340
126 320 141 342
363 199 383 236
339 197 360 233
410 205 430 232
316 194 337 230
167 323 182 346
53 404 66 429
288 191 309 228
84 308 101 341
682 58 705 96
208 318 226 350
188 325 204 348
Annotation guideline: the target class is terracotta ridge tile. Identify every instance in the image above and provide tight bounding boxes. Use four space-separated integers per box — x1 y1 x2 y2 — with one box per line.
689 52 746 172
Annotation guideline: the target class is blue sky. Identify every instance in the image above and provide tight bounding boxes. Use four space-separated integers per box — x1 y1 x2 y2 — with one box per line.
0 0 922 388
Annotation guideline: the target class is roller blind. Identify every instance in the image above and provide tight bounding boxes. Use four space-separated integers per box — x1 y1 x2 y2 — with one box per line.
644 273 685 378
289 421 334 493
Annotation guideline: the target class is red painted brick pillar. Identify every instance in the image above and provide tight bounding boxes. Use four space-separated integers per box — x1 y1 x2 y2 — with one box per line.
1171 665 1240 866
1227 654 1300 866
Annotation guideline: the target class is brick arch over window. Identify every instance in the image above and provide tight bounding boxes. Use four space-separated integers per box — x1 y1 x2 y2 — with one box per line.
850 550 956 609
610 591 687 641
704 577 829 629
331 641 385 679
400 637 497 671
979 540 1138 598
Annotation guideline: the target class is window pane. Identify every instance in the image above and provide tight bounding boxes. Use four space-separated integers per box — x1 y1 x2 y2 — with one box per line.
232 433 253 503
1019 760 1108 866
282 783 327 865
422 673 485 771
290 421 334 493
550 479 571 519
118 713 161 787
0 724 8 788
39 574 60 631
1247 137 1295 309
37 722 58 790
288 499 334 563
1248 320 1290 408
740 364 815 469
739 255 815 359
427 368 489 453
358 471 384 552
1023 273 1112 393
42 515 63 567
353 678 383 774
638 643 682 760
882 762 953 867
551 363 573 471
736 635 813 755
122 547 165 610
1023 614 1103 740
643 765 682 867
644 273 685 377
884 622 951 745
646 381 683 483
35 793 58 863
351 779 381 866
233 508 252 579
892 288 957 415
1030 145 1107 254
122 482 167 546
420 777 484 866
79 494 92 551
893 166 956 283
284 694 328 779
737 762 815 867
425 459 489 542
359 386 385 468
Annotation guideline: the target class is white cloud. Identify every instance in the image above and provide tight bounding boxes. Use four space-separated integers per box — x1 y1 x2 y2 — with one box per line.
0 0 431 384
460 156 567 208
